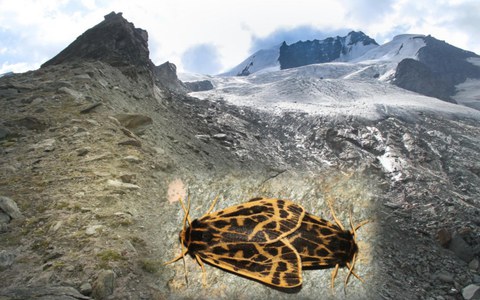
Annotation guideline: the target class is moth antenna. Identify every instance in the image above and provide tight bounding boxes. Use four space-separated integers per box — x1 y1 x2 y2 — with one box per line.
179 194 192 225
327 197 345 231
205 195 220 215
164 195 191 266
344 208 368 292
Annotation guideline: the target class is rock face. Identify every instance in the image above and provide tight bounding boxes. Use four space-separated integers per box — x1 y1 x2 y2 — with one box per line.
393 58 455 102
418 36 480 87
184 80 214 92
279 31 378 69
394 35 480 101
41 12 154 72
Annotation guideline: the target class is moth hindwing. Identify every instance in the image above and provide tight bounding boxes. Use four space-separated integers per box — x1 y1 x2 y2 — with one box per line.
286 205 367 289
167 197 306 288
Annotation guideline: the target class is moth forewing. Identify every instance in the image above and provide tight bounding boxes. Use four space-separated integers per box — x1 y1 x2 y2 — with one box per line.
199 198 306 243
167 197 306 287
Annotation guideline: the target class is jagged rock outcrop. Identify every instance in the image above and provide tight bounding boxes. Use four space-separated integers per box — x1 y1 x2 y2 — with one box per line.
41 12 154 74
153 61 188 93
279 31 378 69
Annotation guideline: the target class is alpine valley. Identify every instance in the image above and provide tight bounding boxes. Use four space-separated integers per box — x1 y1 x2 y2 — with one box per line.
0 12 479 300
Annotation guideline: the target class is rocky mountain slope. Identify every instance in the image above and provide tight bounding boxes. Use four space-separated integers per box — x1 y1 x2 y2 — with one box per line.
1 12 479 300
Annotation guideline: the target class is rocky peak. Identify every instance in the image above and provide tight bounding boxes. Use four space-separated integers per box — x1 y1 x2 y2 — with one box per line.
41 12 154 71
278 31 378 69
345 30 377 46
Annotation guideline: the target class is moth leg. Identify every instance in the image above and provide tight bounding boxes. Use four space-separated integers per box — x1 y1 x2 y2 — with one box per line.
194 254 207 286
331 264 339 291
163 248 188 265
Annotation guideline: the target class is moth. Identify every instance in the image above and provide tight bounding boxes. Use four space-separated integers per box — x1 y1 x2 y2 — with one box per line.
285 200 367 289
165 196 306 288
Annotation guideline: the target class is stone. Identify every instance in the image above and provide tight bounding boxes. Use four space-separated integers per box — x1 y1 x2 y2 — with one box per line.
58 87 84 100
79 282 92 296
0 212 10 224
0 126 9 140
437 228 452 247
85 225 105 236
195 134 210 142
470 259 480 271
0 196 22 219
0 250 15 270
5 116 46 131
80 102 102 114
462 284 480 300
30 138 56 152
114 113 153 135
92 269 115 300
123 155 142 163
76 147 90 156
120 174 136 183
0 285 90 300
118 139 142 147
448 234 475 262
107 179 140 190
213 133 227 140
434 272 454 283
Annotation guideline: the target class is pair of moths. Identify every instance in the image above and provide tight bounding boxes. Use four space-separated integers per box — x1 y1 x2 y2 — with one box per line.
166 197 361 288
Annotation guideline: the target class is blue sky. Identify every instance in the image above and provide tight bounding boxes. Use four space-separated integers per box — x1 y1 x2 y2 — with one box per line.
1 0 479 74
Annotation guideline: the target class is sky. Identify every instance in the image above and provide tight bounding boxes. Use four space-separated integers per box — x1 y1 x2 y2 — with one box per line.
1 0 480 75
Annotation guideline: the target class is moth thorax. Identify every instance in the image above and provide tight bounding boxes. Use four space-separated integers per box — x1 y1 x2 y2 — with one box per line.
345 232 358 263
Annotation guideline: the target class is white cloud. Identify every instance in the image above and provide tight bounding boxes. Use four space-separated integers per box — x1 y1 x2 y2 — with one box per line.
0 0 479 74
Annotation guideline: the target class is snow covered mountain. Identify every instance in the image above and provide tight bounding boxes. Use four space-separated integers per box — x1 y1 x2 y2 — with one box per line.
224 33 427 78
216 32 480 110
222 31 377 76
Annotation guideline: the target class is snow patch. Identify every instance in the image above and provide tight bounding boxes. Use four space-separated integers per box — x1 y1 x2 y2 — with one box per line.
453 78 480 110
377 146 408 182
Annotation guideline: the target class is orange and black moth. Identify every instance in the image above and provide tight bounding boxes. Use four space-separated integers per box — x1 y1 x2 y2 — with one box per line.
165 197 363 288
165 197 306 288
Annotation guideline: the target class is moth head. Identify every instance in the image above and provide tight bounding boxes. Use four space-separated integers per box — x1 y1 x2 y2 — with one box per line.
178 195 192 249
179 224 191 248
